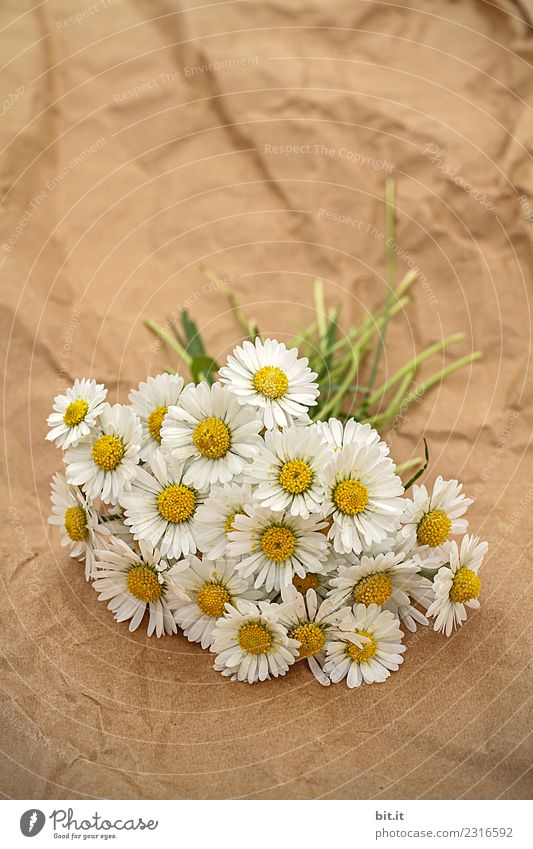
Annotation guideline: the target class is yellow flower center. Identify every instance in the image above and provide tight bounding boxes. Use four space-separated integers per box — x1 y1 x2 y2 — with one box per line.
127 565 162 602
63 399 89 427
225 510 244 534
192 417 230 459
449 567 481 603
346 629 377 663
290 622 325 658
196 582 230 618
333 479 369 515
147 405 168 442
260 525 297 562
64 506 87 542
278 459 314 494
292 572 318 594
157 484 197 523
252 366 289 399
417 509 452 547
91 434 124 471
238 622 272 654
353 572 393 606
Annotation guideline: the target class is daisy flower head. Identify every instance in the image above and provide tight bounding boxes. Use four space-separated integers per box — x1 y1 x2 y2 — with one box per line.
322 442 404 554
160 381 262 487
210 599 299 683
46 378 107 449
195 481 253 560
279 586 347 685
172 556 260 649
246 424 330 517
219 337 319 430
324 604 405 688
399 475 472 562
91 536 189 637
48 472 109 579
120 452 207 560
426 534 488 636
327 550 429 632
227 506 329 592
65 403 141 505
314 417 389 456
129 373 184 460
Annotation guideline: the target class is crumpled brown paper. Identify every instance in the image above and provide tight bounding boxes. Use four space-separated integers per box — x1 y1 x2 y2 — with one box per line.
1 0 531 799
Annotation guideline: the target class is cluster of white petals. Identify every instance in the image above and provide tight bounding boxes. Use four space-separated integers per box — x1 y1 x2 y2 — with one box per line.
47 339 487 686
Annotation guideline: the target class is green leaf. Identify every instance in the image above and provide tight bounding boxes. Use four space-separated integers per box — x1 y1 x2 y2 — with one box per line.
320 306 341 374
325 310 339 349
169 319 187 349
143 318 192 365
180 309 206 357
190 355 220 384
403 438 429 491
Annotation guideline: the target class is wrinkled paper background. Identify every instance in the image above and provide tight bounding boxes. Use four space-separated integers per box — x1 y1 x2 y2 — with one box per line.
1 0 532 799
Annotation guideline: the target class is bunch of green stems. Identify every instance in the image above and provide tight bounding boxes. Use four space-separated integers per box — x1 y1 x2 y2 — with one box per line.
145 181 481 481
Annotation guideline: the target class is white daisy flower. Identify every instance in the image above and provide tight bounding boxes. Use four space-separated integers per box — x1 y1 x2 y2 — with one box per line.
120 452 207 560
399 476 473 562
129 373 184 461
324 603 405 687
48 472 109 580
91 536 188 637
219 337 319 430
322 443 404 554
426 534 488 636
65 403 141 505
195 481 254 560
160 381 262 487
210 599 299 683
172 556 260 649
46 378 107 449
314 417 389 455
278 586 347 685
227 506 329 592
327 551 430 632
246 424 330 517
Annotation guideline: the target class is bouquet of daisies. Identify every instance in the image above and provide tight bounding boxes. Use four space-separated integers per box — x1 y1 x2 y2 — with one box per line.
47 336 487 688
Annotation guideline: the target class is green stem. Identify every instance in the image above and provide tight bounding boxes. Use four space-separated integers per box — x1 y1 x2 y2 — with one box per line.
394 267 418 298
327 347 358 382
223 286 257 340
319 294 411 418
328 326 364 355
314 278 327 338
367 367 415 427
365 178 396 393
357 295 409 351
400 351 482 408
315 347 362 420
366 332 465 407
396 457 423 474
324 273 414 361
144 319 192 366
289 320 318 350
